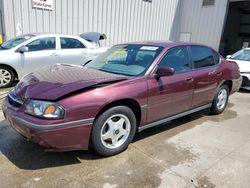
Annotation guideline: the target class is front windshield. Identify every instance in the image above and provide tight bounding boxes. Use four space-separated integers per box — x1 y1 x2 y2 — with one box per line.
230 49 250 61
86 44 163 76
0 34 34 49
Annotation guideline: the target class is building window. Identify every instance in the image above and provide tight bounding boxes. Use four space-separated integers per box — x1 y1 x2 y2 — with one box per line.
202 0 215 6
143 0 152 3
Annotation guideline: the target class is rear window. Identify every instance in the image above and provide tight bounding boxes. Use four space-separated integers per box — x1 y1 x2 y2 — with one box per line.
190 46 215 68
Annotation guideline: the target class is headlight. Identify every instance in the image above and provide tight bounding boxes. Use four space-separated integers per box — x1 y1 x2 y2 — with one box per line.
25 100 65 119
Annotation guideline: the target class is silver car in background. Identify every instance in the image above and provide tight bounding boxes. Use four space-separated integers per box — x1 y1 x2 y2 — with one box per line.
227 48 250 90
0 33 108 88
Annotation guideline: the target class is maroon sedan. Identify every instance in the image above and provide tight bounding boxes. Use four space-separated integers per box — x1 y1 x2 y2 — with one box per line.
3 42 242 156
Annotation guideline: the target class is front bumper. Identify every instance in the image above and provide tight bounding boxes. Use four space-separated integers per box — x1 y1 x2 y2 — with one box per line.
241 73 250 90
2 98 93 151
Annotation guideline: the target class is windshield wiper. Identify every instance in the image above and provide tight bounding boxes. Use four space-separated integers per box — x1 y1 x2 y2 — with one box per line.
100 69 133 76
82 60 93 67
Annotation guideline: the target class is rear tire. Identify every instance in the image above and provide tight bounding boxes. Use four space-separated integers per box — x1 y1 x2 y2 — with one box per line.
91 106 136 156
210 85 229 114
0 66 15 88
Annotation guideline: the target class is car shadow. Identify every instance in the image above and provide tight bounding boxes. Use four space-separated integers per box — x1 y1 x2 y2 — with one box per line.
239 88 250 93
134 113 202 142
134 104 237 142
12 80 19 86
0 104 237 170
0 119 102 170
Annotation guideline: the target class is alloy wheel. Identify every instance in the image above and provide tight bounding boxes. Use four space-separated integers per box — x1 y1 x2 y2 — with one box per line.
100 114 131 149
216 88 228 110
0 69 12 87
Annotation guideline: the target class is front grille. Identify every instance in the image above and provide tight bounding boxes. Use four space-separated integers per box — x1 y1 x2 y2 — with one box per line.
242 76 250 87
8 91 24 108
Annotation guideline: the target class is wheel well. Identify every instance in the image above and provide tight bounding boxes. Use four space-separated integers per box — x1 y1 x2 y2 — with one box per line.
0 64 18 80
95 99 142 126
222 80 232 93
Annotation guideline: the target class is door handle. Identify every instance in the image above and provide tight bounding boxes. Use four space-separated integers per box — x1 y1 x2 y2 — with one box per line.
208 70 222 76
208 70 217 75
185 77 194 83
51 53 58 57
216 72 222 76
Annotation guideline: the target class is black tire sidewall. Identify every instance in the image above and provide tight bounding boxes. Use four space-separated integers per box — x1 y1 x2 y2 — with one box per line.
0 66 15 88
91 106 137 156
211 85 229 114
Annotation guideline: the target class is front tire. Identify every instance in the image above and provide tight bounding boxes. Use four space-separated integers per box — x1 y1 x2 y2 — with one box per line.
210 85 229 114
0 66 15 88
91 106 137 156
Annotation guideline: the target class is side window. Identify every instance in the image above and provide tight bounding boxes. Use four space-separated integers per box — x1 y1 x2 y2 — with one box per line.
158 46 190 73
190 46 215 68
60 37 85 49
26 37 56 52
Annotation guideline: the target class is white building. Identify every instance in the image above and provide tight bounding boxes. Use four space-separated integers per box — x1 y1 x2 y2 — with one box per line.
0 0 249 55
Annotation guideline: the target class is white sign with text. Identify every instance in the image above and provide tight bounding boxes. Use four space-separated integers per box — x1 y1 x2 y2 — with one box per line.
32 0 53 10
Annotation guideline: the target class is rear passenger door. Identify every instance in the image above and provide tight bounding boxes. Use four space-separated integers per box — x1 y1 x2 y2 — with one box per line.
189 46 222 107
58 37 90 65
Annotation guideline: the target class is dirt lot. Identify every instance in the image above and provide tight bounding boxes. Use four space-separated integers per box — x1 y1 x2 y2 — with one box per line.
0 88 250 188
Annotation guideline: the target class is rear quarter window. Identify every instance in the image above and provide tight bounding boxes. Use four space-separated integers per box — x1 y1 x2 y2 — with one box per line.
190 46 215 68
213 51 220 64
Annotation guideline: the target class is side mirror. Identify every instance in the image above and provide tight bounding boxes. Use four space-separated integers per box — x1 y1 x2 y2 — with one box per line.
155 67 175 78
226 55 232 59
18 46 29 53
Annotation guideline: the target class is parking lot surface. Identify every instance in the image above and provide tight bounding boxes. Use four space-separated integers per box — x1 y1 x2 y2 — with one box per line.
0 88 250 188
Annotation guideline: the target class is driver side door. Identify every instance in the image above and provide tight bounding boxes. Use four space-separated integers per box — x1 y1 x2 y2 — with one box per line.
19 37 59 76
147 46 194 123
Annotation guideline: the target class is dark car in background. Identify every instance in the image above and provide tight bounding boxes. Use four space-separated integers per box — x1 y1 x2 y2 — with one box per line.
3 42 242 156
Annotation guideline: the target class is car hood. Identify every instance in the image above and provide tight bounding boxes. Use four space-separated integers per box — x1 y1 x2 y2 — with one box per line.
14 64 128 101
0 49 13 60
228 59 250 72
0 47 10 52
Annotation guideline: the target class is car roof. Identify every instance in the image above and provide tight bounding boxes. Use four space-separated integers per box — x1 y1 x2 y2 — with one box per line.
123 41 213 49
22 33 82 38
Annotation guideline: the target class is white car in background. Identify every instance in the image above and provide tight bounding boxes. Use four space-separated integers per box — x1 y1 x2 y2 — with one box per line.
227 48 250 90
0 33 108 88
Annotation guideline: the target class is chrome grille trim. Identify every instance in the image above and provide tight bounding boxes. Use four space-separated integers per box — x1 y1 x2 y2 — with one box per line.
8 91 24 107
